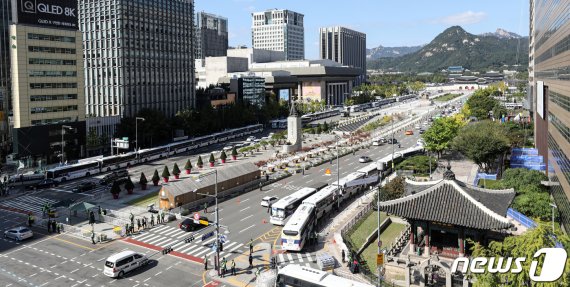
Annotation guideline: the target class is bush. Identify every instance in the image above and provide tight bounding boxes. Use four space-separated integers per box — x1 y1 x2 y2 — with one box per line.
232 146 238 156
161 166 170 178
220 150 227 161
152 169 160 183
184 159 192 170
139 172 148 185
110 181 121 195
512 192 552 220
502 168 548 193
197 155 204 166
397 155 437 175
172 163 181 176
124 177 135 190
209 153 215 163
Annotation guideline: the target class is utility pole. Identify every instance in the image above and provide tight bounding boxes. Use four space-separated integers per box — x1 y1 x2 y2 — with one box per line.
193 170 220 275
377 183 382 287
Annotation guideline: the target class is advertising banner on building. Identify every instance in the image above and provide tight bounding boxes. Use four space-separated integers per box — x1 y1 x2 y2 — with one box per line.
12 0 78 30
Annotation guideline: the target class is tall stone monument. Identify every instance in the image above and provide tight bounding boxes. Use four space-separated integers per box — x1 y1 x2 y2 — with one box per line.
283 102 302 153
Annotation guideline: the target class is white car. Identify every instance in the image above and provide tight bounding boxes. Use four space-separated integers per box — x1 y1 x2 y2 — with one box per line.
223 146 233 151
261 196 279 207
4 227 33 241
103 251 148 278
246 136 256 142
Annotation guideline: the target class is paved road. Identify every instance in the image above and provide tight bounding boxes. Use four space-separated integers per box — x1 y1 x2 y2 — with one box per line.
0 223 206 287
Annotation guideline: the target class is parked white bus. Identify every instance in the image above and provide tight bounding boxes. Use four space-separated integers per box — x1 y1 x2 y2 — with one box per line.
276 264 374 287
281 204 315 251
270 187 318 225
302 185 338 221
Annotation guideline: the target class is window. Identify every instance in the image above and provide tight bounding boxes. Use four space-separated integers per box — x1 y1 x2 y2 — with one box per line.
30 105 78 114
29 58 76 65
30 94 78 101
28 46 76 54
29 71 77 77
28 33 76 43
30 83 77 89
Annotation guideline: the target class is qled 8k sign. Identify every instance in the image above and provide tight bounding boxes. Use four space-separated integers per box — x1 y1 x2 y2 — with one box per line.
12 0 78 30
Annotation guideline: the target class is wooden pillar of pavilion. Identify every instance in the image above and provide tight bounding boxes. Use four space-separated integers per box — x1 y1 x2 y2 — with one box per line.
409 221 416 253
459 228 465 257
424 221 430 257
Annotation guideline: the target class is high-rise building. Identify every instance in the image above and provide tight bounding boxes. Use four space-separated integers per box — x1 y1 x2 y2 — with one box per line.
531 0 570 232
252 9 304 60
319 26 366 83
195 12 228 61
0 1 11 158
230 76 266 107
9 0 86 165
79 0 195 119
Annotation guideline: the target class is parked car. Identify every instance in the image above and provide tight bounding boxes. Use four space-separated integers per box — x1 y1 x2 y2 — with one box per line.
26 179 58 190
72 181 97 193
405 130 414 135
261 196 279 207
246 136 256 142
99 170 129 185
223 146 233 151
358 156 372 163
4 227 33 241
419 129 425 134
179 217 209 232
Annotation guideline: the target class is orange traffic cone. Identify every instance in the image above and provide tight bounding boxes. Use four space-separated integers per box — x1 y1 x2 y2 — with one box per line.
262 219 267 224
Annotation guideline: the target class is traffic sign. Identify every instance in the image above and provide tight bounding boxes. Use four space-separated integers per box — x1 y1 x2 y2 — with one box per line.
376 253 384 266
199 219 209 226
193 213 200 224
219 235 227 244
378 240 382 248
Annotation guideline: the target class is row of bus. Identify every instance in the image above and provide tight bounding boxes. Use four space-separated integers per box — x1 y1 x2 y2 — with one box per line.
45 124 264 182
276 144 425 252
343 94 418 113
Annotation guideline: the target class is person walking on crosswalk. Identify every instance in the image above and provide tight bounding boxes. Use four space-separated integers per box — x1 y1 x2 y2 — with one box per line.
249 239 254 254
27 213 33 227
150 214 155 227
137 218 141 231
249 253 253 268
160 212 165 223
221 257 227 278
204 255 208 270
231 259 236 276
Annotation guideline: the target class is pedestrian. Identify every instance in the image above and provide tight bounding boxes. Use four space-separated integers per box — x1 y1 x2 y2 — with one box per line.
161 212 165 223
59 223 64 233
302 168 305 175
47 219 51 233
56 222 61 234
137 218 141 231
249 239 254 254
130 224 134 234
221 259 226 278
51 221 57 233
249 253 253 268
204 203 208 213
204 255 208 270
341 249 346 263
265 174 269 182
142 217 147 229
231 259 236 276
27 213 33 227
91 231 96 244
267 203 271 213
125 223 129 236
150 214 154 227
259 182 263 191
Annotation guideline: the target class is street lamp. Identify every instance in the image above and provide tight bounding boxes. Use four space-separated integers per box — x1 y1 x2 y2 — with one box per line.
550 203 557 233
192 169 220 275
61 125 72 164
334 134 341 210
135 117 145 152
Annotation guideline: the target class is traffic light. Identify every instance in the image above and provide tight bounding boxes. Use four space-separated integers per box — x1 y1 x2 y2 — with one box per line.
161 246 173 255
184 235 194 243
218 242 223 252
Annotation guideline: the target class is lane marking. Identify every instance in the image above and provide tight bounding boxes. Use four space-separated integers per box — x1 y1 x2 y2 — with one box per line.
239 206 250 212
239 225 255 233
240 215 253 222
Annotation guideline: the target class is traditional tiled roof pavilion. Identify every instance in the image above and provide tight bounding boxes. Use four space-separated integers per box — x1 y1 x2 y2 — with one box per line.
380 165 516 258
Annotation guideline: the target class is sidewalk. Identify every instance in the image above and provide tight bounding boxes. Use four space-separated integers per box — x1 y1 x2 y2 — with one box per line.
204 242 272 287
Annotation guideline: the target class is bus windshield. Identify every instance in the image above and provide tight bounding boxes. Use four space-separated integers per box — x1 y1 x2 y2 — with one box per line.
283 230 298 236
271 207 285 218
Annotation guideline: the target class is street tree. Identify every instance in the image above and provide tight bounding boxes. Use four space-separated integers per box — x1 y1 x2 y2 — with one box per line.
465 89 500 120
452 121 510 173
469 222 570 287
378 176 406 201
408 81 426 94
421 117 462 158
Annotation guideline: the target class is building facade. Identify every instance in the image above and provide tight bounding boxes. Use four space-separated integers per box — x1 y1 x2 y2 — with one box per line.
0 1 11 158
230 76 266 107
252 9 304 60
319 26 366 83
79 0 195 119
10 0 86 165
531 0 570 231
195 11 228 61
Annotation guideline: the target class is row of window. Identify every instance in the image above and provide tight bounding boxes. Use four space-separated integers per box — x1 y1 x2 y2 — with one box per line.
29 71 77 77
535 33 570 65
28 33 76 43
31 117 72 126
30 82 77 89
29 58 76 66
28 46 76 54
549 112 570 145
550 91 570 112
30 94 78 102
31 105 78 114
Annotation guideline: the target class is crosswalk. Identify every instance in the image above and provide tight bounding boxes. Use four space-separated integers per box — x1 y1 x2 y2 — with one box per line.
53 178 108 195
277 252 319 269
0 195 59 214
131 225 245 260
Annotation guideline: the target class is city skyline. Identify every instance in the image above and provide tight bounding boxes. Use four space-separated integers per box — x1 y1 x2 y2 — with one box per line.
196 0 530 59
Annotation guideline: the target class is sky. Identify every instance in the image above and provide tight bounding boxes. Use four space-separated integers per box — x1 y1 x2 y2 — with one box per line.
195 0 530 59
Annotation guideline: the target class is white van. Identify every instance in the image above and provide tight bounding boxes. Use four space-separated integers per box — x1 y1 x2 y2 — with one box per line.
103 251 148 278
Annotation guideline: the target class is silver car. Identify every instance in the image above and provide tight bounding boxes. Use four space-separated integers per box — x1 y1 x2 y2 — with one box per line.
4 226 33 241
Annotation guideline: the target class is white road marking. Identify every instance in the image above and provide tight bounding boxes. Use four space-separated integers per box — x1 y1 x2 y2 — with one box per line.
240 215 253 222
239 225 255 233
239 206 250 212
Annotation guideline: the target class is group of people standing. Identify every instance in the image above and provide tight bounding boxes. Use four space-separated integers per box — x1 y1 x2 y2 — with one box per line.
124 212 167 236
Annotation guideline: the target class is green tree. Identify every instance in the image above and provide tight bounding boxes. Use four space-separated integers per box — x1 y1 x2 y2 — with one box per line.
161 166 170 178
512 192 552 220
422 117 462 158
172 163 180 176
492 103 508 120
139 172 148 186
86 128 100 148
152 169 160 183
465 89 500 120
397 155 437 175
184 159 193 170
470 222 570 287
231 147 238 157
452 121 510 173
323 121 329 132
220 150 227 161
197 155 204 167
124 177 135 191
501 168 548 193
408 81 426 94
378 176 406 201
344 98 355 106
